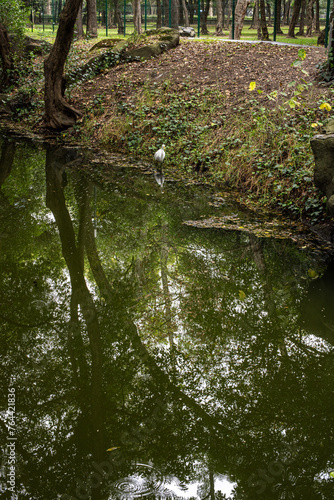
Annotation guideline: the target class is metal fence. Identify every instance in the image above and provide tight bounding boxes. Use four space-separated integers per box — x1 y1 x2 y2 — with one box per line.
28 1 331 45
28 0 241 39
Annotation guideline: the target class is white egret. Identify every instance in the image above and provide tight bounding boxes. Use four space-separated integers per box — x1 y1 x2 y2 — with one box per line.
154 144 165 163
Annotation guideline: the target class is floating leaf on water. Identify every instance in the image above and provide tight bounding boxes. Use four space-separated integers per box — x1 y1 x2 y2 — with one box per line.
239 290 246 301
307 269 319 279
330 471 334 478
107 446 120 452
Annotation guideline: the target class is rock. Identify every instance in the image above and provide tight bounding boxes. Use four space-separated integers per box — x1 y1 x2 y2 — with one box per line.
123 28 179 61
179 26 196 38
0 94 12 115
311 134 334 215
90 38 121 51
324 118 334 134
24 36 52 55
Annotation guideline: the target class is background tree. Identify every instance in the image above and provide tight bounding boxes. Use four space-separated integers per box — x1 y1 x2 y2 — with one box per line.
87 0 98 37
201 0 211 35
233 0 250 39
259 0 270 39
44 0 82 129
133 0 141 32
216 0 225 35
288 0 302 37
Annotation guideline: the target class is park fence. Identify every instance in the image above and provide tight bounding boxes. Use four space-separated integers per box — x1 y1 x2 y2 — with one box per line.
28 1 330 44
28 0 248 39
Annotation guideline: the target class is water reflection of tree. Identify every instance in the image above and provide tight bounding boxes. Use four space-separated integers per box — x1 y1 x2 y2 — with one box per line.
0 141 333 499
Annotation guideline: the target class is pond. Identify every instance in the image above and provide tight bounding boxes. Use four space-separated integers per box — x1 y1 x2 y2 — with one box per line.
0 137 333 500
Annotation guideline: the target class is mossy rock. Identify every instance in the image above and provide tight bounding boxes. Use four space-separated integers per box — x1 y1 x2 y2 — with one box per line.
90 38 122 51
123 28 179 61
324 119 334 135
123 43 163 60
311 134 334 215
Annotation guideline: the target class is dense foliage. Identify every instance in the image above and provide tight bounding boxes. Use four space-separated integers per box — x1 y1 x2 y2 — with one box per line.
0 0 28 40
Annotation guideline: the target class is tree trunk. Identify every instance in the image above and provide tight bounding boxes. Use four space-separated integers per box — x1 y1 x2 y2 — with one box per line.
306 0 315 36
75 2 84 38
266 2 271 25
171 0 179 28
315 0 320 32
133 0 142 33
283 0 291 25
296 0 306 35
0 23 14 88
87 0 98 37
250 0 260 38
259 0 270 40
201 0 211 35
157 0 162 27
116 10 124 34
216 0 224 35
233 0 250 39
276 0 283 33
44 0 83 129
287 0 301 37
181 0 190 26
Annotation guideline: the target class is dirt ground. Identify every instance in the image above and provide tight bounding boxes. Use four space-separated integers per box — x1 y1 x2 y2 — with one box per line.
70 39 328 111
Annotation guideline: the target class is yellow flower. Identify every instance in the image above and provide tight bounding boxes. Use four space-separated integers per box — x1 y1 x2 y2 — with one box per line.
320 103 332 111
311 123 318 128
249 81 256 91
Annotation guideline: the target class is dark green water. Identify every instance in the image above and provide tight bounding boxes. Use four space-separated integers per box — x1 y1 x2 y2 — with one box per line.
0 138 333 500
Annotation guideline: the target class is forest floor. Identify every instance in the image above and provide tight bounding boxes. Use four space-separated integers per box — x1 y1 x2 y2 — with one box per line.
70 39 327 113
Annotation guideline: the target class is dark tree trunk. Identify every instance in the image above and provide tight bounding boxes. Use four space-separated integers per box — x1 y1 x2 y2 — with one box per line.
201 0 211 35
157 0 162 27
259 0 270 40
296 0 306 35
189 1 195 24
87 0 98 37
276 0 284 33
288 0 301 37
315 0 320 32
75 2 84 38
44 0 83 129
0 23 14 88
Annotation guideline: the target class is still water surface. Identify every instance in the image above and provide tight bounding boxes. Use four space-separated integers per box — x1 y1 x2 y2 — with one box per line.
0 138 333 499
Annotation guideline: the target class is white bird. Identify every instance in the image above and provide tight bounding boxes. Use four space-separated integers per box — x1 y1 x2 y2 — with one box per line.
154 144 165 163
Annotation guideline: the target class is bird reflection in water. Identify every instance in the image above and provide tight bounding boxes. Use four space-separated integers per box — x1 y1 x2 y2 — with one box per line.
154 171 165 193
154 144 166 193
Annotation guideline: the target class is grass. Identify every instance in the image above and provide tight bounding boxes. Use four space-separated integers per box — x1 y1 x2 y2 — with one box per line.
26 22 322 47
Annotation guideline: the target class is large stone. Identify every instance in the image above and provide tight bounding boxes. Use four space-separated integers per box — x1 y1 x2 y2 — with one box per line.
311 134 334 214
179 26 196 38
123 28 179 61
0 94 12 115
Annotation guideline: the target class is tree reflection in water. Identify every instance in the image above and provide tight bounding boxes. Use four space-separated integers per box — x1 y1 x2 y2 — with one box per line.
0 140 333 500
